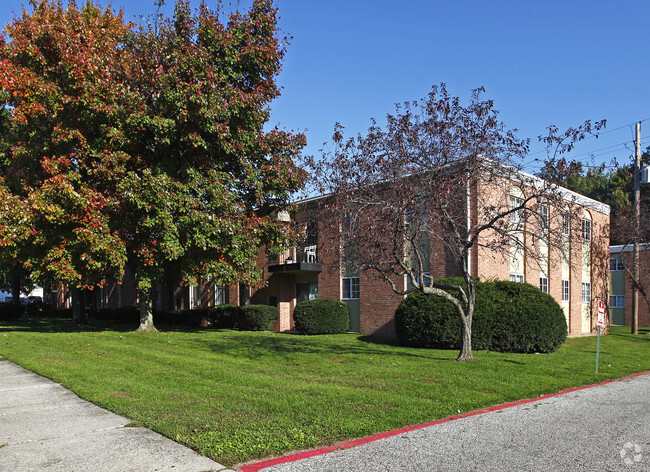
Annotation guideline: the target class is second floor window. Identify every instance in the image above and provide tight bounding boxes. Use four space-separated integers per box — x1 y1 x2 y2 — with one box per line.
582 218 592 241
610 258 624 271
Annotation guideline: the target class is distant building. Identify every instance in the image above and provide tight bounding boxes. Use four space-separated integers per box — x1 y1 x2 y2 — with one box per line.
609 244 650 327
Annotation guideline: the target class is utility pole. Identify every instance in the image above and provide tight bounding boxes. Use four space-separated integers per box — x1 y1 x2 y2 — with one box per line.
632 122 641 335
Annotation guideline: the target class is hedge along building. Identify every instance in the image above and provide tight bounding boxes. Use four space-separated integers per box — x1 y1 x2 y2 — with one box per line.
248 160 611 339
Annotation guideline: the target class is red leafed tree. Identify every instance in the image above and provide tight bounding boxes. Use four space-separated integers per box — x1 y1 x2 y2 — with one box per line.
306 84 607 361
0 0 130 322
0 0 305 330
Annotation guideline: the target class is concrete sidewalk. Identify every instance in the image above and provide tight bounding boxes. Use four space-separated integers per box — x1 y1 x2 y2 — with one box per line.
0 356 233 472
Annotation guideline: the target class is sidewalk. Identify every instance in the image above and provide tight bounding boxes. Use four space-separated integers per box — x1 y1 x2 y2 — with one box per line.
0 356 233 472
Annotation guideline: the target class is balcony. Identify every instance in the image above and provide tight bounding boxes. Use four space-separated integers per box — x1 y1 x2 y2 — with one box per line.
268 245 323 274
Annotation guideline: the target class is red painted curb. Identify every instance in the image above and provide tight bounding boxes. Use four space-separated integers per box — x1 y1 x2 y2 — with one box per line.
238 371 650 472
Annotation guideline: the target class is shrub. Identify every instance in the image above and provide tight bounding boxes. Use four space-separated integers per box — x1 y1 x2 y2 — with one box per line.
488 281 568 353
293 299 349 335
0 302 24 321
395 278 567 353
156 309 208 328
94 306 139 323
238 305 278 331
208 305 240 329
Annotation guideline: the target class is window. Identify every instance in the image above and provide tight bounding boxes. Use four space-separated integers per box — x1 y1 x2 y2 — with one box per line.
539 277 548 294
191 285 201 309
510 273 524 283
562 280 570 302
610 295 625 308
268 296 278 307
581 282 591 303
297 283 318 303
214 285 229 306
510 195 523 224
610 258 624 271
540 204 549 231
562 213 570 235
342 277 360 299
582 218 591 241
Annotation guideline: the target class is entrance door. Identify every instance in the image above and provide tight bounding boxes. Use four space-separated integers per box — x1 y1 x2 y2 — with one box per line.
345 300 360 333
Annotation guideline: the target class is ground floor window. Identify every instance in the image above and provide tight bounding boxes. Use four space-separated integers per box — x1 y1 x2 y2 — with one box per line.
581 282 591 303
296 283 318 303
191 285 201 309
561 280 569 302
539 277 548 294
214 284 229 306
342 277 360 300
610 294 625 308
510 273 524 283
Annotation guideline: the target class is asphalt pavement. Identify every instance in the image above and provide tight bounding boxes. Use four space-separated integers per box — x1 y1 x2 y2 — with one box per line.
242 372 650 472
0 356 233 472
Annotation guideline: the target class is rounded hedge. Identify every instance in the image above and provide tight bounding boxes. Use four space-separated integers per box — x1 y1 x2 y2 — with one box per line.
293 299 349 334
395 278 567 353
238 305 279 331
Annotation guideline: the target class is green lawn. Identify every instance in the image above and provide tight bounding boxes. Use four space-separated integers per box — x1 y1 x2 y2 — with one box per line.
1 317 649 466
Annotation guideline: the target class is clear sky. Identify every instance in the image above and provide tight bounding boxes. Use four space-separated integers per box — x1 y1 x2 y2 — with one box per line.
2 0 649 173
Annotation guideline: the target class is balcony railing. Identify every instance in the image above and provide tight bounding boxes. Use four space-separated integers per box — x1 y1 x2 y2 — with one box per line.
269 244 322 273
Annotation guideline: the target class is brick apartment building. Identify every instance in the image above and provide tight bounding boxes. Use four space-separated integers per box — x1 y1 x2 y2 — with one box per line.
609 244 650 327
45 167 611 338
249 168 610 338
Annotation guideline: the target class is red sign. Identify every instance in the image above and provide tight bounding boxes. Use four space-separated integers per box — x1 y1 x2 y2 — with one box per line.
597 300 606 327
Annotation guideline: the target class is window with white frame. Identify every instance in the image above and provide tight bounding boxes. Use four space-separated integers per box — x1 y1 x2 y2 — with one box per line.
191 285 201 308
510 195 524 224
581 282 591 303
342 277 360 299
562 212 570 235
539 277 548 293
582 218 591 241
610 258 624 271
510 273 525 283
610 295 625 308
562 280 570 302
214 285 228 306
540 204 549 231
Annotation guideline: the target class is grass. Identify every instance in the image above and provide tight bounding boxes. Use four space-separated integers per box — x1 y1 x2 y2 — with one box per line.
0 316 649 466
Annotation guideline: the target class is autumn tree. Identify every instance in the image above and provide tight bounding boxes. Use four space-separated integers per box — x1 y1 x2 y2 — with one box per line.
306 84 605 361
0 0 131 322
0 0 305 329
115 0 305 330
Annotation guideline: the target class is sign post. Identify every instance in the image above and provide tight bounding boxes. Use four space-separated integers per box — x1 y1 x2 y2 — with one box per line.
596 300 606 373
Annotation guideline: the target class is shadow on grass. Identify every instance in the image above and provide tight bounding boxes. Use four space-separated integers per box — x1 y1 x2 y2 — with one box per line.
189 331 456 361
0 315 137 334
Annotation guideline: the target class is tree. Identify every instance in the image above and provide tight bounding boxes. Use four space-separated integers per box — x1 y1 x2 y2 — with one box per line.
306 84 605 361
0 0 131 321
116 0 305 330
0 0 305 329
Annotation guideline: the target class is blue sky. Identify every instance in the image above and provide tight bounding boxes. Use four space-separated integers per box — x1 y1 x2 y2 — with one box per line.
2 0 649 173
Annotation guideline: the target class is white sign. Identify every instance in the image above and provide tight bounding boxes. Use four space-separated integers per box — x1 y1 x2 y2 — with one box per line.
597 300 606 327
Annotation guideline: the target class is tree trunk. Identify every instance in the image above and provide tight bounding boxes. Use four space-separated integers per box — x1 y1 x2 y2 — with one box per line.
71 287 85 324
137 287 157 332
457 313 473 361
11 264 21 304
